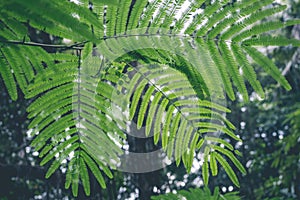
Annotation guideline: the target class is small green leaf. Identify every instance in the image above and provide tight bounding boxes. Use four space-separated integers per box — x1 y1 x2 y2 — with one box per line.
79 157 90 196
212 145 246 175
202 147 210 185
210 151 218 176
81 151 106 189
215 152 240 187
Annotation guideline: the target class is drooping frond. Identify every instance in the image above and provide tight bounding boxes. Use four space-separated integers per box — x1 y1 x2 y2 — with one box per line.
26 46 126 196
115 63 244 185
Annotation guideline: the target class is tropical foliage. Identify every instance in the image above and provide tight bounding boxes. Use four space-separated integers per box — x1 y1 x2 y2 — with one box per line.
0 0 299 197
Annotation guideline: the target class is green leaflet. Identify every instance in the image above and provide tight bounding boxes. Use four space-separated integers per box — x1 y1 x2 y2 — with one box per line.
187 133 200 172
182 107 235 130
31 115 75 149
3 0 96 42
234 150 243 157
81 140 119 169
45 143 80 179
160 0 186 33
185 0 229 35
82 42 93 60
79 157 90 196
174 0 205 33
146 92 163 137
127 0 148 30
39 130 78 158
0 12 28 40
65 155 76 189
219 41 249 102
196 0 260 37
210 151 218 176
233 21 284 42
205 136 234 151
202 146 210 185
162 105 176 150
105 5 118 37
26 61 77 97
231 43 265 99
221 5 287 40
40 135 79 166
196 138 205 150
243 45 292 91
129 79 148 120
167 112 181 157
175 119 188 166
207 0 273 38
212 145 246 175
233 19 300 42
90 0 119 5
29 103 73 131
154 98 169 145
79 121 123 157
242 36 300 47
0 47 27 95
39 144 53 158
26 83 73 116
182 127 194 167
62 1 103 36
198 100 231 113
138 0 161 28
81 150 106 189
196 122 240 141
71 152 80 197
149 0 173 32
115 0 132 34
206 39 235 100
214 152 240 187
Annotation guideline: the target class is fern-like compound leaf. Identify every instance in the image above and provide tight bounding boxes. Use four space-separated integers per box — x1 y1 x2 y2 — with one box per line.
0 0 299 196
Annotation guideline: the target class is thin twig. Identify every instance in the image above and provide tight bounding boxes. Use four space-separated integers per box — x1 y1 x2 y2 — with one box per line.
0 40 87 50
0 34 235 50
282 48 300 76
